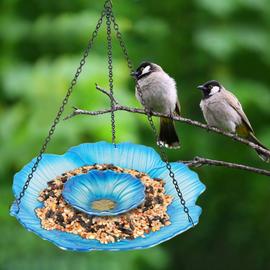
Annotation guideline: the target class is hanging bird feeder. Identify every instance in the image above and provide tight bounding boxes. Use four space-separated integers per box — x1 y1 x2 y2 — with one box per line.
10 0 205 251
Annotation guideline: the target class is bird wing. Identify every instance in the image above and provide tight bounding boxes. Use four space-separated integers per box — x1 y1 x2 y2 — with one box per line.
223 89 254 133
174 99 181 116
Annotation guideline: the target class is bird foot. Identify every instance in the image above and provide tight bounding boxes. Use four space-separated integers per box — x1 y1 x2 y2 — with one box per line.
206 125 212 132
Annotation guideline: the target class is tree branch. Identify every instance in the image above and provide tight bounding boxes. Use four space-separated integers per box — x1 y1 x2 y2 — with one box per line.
64 106 270 177
63 84 270 179
64 86 270 159
181 156 270 177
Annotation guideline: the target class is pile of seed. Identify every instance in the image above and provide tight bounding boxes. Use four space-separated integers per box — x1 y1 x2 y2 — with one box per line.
35 164 173 244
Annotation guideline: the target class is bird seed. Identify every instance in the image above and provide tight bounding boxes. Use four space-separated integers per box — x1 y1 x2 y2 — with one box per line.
35 164 173 244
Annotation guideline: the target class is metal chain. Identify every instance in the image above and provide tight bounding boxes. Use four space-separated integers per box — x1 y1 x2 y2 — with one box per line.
15 0 193 226
15 7 107 214
111 13 133 71
135 88 194 226
105 1 116 146
111 12 194 225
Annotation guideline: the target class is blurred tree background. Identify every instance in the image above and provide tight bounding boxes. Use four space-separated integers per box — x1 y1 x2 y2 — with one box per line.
1 0 270 269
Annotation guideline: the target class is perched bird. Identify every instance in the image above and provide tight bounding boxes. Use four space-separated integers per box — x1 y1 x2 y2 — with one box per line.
197 80 269 162
131 62 181 148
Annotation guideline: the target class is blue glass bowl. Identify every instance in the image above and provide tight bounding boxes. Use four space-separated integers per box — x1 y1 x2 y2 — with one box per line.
62 170 145 216
10 141 206 251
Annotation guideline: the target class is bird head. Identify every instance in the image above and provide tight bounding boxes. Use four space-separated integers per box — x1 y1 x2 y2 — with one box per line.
197 80 222 98
131 62 162 80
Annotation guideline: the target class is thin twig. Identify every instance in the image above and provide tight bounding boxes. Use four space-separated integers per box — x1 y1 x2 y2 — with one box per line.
180 156 270 177
95 83 119 104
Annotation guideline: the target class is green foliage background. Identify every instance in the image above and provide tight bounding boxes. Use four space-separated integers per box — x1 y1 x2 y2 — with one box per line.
1 0 270 269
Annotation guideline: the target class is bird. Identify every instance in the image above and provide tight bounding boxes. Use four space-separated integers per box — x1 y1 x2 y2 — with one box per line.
131 62 181 149
197 80 269 162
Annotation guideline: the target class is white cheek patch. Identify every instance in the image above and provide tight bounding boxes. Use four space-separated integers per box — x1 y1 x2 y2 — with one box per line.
142 65 151 75
210 86 220 95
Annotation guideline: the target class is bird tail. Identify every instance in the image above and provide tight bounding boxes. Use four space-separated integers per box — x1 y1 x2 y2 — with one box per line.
248 133 270 162
158 117 180 149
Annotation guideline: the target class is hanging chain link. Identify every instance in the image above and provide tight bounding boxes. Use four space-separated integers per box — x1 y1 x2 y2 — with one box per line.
14 7 107 214
111 12 194 226
105 1 116 146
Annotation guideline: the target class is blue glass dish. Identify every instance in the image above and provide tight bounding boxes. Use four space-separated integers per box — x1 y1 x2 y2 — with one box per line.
62 170 145 216
10 141 206 251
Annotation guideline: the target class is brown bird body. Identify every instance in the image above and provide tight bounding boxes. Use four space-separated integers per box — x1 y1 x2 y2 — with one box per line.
198 80 269 162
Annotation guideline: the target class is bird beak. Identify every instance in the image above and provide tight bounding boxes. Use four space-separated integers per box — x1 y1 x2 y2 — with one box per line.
197 85 206 91
130 71 139 78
